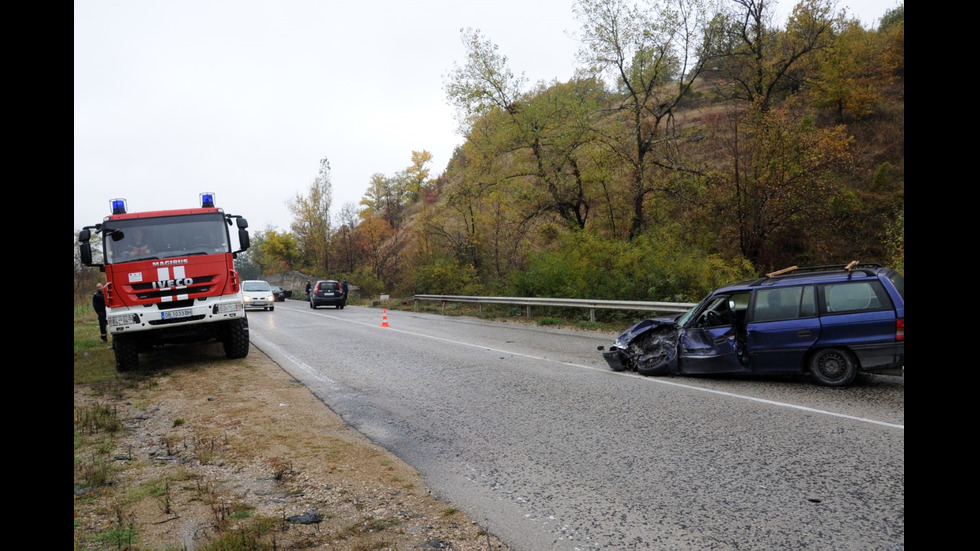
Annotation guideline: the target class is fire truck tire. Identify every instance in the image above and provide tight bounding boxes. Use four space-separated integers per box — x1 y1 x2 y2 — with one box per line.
114 336 139 372
224 318 250 359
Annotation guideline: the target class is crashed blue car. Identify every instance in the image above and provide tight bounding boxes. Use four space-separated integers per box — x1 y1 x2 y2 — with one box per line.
598 262 904 387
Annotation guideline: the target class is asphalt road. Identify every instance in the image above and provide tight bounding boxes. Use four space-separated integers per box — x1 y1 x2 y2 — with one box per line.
246 301 904 550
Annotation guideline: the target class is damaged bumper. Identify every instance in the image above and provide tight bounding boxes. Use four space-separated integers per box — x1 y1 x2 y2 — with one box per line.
598 316 680 376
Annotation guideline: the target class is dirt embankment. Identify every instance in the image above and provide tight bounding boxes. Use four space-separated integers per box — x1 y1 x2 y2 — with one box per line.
73 342 509 550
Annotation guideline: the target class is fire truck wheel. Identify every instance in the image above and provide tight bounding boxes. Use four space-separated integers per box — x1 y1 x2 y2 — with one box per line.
114 336 139 372
224 318 250 359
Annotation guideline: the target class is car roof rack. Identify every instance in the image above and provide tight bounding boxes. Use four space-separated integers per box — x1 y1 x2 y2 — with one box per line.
744 261 884 286
765 261 883 277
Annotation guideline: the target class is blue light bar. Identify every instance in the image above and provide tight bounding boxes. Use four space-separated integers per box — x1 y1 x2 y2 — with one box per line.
200 192 216 208
110 198 128 215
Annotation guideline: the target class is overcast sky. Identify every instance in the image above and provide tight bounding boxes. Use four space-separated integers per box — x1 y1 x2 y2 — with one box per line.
74 0 898 233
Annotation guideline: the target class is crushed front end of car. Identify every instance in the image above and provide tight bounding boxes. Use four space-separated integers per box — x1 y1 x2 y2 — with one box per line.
598 316 681 376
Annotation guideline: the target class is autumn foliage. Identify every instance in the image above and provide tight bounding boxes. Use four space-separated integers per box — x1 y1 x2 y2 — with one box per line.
240 0 904 302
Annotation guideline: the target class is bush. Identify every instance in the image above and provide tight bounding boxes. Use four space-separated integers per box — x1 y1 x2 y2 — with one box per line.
412 258 483 295
509 229 754 302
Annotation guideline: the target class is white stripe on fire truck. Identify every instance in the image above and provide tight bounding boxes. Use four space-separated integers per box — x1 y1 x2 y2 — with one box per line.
156 267 172 302
155 266 191 302
173 266 189 300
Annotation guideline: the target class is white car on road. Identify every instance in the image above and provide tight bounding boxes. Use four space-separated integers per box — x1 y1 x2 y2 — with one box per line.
242 280 276 311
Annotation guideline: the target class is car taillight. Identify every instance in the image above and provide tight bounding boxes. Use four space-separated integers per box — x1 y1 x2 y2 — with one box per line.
896 318 904 341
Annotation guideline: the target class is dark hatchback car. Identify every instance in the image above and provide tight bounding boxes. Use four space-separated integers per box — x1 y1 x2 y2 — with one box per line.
309 280 347 309
598 262 904 387
270 285 292 302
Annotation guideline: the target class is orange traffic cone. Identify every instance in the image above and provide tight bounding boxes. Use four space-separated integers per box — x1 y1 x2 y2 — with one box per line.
381 309 390 327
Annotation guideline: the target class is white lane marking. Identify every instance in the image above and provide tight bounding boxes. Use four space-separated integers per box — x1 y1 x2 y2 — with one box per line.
267 305 905 430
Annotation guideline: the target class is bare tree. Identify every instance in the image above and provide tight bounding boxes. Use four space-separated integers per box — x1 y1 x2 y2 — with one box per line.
332 202 362 274
74 229 104 302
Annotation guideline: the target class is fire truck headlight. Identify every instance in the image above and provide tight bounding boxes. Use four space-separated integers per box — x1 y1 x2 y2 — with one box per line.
108 313 139 327
215 301 243 314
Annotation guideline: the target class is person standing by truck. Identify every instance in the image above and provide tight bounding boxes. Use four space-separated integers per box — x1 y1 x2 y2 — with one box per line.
93 282 108 342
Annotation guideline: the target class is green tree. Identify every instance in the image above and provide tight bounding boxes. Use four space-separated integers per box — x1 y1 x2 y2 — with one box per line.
404 150 434 204
420 146 489 272
703 98 853 268
233 247 261 280
714 0 835 112
428 115 546 284
445 26 620 269
374 150 436 228
574 0 718 238
360 172 404 228
808 18 892 122
258 229 302 273
443 29 543 282
234 227 299 277
885 207 903 275
505 78 609 232
289 157 334 272
355 215 408 293
444 27 594 233
444 27 527 126
237 229 267 276
878 2 904 32
878 3 903 82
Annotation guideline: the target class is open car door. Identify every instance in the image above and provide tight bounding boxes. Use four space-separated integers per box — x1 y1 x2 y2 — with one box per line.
675 294 748 375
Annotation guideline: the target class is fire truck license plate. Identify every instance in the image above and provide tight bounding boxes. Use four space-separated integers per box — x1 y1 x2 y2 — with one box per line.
161 309 192 320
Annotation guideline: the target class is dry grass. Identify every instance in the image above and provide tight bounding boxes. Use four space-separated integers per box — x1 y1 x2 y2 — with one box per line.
74 307 508 551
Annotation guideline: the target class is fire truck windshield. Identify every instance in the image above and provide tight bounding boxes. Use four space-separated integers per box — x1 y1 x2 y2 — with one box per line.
104 214 231 264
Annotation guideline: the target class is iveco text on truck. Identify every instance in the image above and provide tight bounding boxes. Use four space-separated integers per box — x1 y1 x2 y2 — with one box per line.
78 193 252 371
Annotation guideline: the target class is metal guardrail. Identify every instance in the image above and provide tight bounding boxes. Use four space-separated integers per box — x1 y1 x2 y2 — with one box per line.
411 294 698 322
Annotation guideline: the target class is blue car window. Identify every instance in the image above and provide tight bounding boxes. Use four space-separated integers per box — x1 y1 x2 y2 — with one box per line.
824 281 885 313
753 287 802 321
800 285 817 317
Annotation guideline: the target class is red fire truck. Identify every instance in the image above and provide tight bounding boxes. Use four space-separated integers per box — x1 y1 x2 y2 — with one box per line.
78 193 252 371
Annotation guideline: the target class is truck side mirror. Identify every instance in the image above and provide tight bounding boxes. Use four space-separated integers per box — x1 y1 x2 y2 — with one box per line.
238 229 250 251
80 243 93 266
